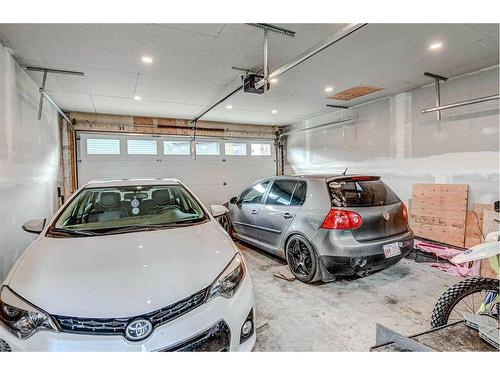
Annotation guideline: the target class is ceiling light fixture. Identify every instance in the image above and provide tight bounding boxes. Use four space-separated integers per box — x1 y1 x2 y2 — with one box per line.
325 86 334 92
141 56 153 64
271 109 278 114
429 42 443 50
226 105 233 109
134 95 142 100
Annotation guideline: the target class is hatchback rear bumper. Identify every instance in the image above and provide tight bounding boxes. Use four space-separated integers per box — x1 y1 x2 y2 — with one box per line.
320 245 412 277
313 229 414 277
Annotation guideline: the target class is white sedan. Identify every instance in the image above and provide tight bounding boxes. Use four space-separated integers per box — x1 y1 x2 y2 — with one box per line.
0 178 255 352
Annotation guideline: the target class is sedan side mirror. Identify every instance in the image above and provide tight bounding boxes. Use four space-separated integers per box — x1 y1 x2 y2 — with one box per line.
229 196 238 205
210 205 229 218
22 218 46 234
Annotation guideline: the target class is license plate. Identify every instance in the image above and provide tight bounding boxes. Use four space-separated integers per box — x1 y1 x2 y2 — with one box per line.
383 242 401 258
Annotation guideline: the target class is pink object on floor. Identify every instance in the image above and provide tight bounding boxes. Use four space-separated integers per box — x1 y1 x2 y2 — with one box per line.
414 239 480 277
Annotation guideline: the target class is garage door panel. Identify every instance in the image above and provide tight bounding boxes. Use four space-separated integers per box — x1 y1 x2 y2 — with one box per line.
77 133 276 205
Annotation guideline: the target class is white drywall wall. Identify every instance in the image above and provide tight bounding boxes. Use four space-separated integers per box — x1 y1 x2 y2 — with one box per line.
0 43 60 282
285 66 499 209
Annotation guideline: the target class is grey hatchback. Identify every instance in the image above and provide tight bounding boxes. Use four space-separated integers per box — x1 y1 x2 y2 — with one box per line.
227 175 414 283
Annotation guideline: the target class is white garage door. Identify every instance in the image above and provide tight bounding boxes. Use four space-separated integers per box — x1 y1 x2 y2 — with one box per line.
76 132 277 205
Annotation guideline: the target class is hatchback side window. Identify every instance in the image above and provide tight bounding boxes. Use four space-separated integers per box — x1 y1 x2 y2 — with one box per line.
265 180 298 206
239 180 270 204
291 181 307 206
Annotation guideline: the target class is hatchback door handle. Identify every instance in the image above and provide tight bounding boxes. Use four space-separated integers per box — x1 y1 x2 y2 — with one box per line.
283 213 293 219
251 210 258 215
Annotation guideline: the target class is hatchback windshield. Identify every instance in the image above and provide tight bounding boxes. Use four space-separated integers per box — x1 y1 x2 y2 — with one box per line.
328 177 399 207
50 184 206 236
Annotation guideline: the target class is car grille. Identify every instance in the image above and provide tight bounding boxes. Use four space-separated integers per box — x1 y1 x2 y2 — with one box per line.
53 287 208 336
158 320 230 352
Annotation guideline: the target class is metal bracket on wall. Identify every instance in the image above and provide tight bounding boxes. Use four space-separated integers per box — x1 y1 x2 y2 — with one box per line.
26 66 84 125
423 72 448 121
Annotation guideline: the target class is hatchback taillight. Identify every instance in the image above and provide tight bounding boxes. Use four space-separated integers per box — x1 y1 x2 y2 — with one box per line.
321 209 363 230
401 203 408 222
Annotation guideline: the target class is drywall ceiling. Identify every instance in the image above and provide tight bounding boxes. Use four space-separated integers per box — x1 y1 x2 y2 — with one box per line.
0 23 497 126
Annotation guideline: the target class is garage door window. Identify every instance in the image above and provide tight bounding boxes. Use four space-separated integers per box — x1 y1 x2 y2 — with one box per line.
251 143 271 156
127 139 158 155
86 139 120 155
225 143 247 156
164 141 190 155
196 142 220 156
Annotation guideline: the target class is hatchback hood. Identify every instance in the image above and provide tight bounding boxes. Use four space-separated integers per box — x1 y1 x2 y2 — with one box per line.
7 221 236 318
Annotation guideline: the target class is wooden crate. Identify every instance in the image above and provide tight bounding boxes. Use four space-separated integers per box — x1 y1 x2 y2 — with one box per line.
409 183 468 248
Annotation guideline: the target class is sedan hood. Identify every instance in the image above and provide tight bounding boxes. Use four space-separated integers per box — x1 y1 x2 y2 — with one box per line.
7 221 236 318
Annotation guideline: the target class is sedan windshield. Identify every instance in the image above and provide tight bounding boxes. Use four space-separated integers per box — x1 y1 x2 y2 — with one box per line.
50 184 206 236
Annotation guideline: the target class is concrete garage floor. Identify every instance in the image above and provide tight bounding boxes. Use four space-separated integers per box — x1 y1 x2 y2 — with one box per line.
236 241 459 351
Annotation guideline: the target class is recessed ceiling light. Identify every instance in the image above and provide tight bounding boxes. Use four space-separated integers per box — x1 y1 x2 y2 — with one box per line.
270 78 278 84
325 86 334 92
429 42 443 50
134 95 142 100
226 105 233 109
141 56 153 64
271 109 278 114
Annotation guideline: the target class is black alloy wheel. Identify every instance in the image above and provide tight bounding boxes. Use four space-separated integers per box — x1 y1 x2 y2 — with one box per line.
286 235 320 283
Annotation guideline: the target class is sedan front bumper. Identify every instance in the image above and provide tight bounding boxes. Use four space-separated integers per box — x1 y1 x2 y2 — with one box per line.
0 274 255 352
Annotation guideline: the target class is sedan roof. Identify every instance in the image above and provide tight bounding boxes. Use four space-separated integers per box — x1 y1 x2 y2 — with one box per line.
84 178 181 188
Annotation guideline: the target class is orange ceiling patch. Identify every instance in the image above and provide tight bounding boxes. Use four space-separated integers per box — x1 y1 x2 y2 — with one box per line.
328 85 382 101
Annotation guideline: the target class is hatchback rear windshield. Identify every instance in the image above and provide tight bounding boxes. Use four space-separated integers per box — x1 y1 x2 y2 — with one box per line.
327 177 399 207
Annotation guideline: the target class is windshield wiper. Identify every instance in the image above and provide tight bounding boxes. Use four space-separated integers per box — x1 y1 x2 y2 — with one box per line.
101 220 206 234
167 218 206 225
49 228 98 237
98 225 157 235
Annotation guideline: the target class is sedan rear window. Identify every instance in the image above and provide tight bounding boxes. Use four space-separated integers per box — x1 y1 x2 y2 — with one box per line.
328 177 399 207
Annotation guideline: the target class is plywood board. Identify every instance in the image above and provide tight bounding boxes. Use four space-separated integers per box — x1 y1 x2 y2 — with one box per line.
473 203 494 235
327 85 382 101
409 183 468 247
464 212 482 248
482 210 500 240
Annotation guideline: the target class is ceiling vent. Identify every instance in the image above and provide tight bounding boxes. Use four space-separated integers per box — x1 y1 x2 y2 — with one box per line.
328 85 382 101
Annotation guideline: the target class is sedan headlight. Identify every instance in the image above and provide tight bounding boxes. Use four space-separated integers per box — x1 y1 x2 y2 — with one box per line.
0 286 58 339
207 253 246 300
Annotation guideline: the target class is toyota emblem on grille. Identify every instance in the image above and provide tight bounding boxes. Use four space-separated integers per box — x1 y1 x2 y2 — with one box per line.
125 318 153 341
383 211 391 221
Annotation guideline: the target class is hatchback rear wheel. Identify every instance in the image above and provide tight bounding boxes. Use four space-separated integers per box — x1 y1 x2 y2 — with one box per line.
285 235 320 283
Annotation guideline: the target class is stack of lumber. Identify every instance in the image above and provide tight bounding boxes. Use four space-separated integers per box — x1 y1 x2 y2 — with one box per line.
409 184 468 248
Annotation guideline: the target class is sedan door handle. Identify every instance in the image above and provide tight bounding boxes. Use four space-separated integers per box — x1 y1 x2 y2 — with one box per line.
251 210 258 215
283 213 293 219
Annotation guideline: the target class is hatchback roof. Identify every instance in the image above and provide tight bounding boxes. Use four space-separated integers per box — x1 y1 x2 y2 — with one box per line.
288 174 379 181
85 178 181 188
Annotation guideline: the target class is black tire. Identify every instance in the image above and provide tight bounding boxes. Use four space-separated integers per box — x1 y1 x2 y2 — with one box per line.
430 277 499 328
285 235 321 283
